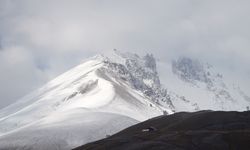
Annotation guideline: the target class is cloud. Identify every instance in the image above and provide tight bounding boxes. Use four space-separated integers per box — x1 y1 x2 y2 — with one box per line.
0 46 48 108
0 0 250 108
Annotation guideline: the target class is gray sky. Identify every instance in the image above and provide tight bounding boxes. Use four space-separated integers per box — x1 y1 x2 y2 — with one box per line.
0 0 250 108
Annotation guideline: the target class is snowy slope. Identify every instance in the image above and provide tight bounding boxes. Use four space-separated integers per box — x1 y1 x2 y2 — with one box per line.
0 50 249 149
0 53 170 149
158 57 250 112
0 110 138 150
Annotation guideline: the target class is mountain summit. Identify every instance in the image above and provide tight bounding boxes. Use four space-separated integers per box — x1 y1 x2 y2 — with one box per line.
0 50 249 149
0 51 172 149
169 56 250 111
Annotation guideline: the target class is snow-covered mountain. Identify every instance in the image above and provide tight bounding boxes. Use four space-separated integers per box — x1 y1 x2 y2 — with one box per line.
0 51 172 149
0 50 249 149
159 56 250 112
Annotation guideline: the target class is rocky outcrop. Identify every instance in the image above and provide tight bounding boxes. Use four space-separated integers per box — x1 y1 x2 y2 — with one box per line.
104 51 174 111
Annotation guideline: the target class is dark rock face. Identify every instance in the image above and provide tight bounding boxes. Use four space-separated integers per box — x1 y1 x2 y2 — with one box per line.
172 57 209 84
73 111 250 150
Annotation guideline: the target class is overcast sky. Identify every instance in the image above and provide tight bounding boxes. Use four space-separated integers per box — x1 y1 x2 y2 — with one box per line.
0 0 250 108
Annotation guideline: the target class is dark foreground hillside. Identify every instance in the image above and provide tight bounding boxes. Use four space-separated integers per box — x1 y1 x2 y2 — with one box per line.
74 111 250 150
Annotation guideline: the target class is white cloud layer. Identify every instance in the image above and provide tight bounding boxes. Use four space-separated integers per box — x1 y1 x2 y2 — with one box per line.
0 0 250 108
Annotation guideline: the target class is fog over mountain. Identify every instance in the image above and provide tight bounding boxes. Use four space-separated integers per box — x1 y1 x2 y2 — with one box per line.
0 51 249 149
0 0 250 109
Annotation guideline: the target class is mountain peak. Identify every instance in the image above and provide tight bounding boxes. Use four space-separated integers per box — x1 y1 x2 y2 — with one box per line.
0 51 249 149
172 57 209 83
101 50 173 110
170 56 250 111
104 50 158 74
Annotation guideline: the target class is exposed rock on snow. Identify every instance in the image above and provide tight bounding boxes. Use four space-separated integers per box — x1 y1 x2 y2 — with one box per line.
0 51 171 150
0 50 249 150
170 56 250 111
